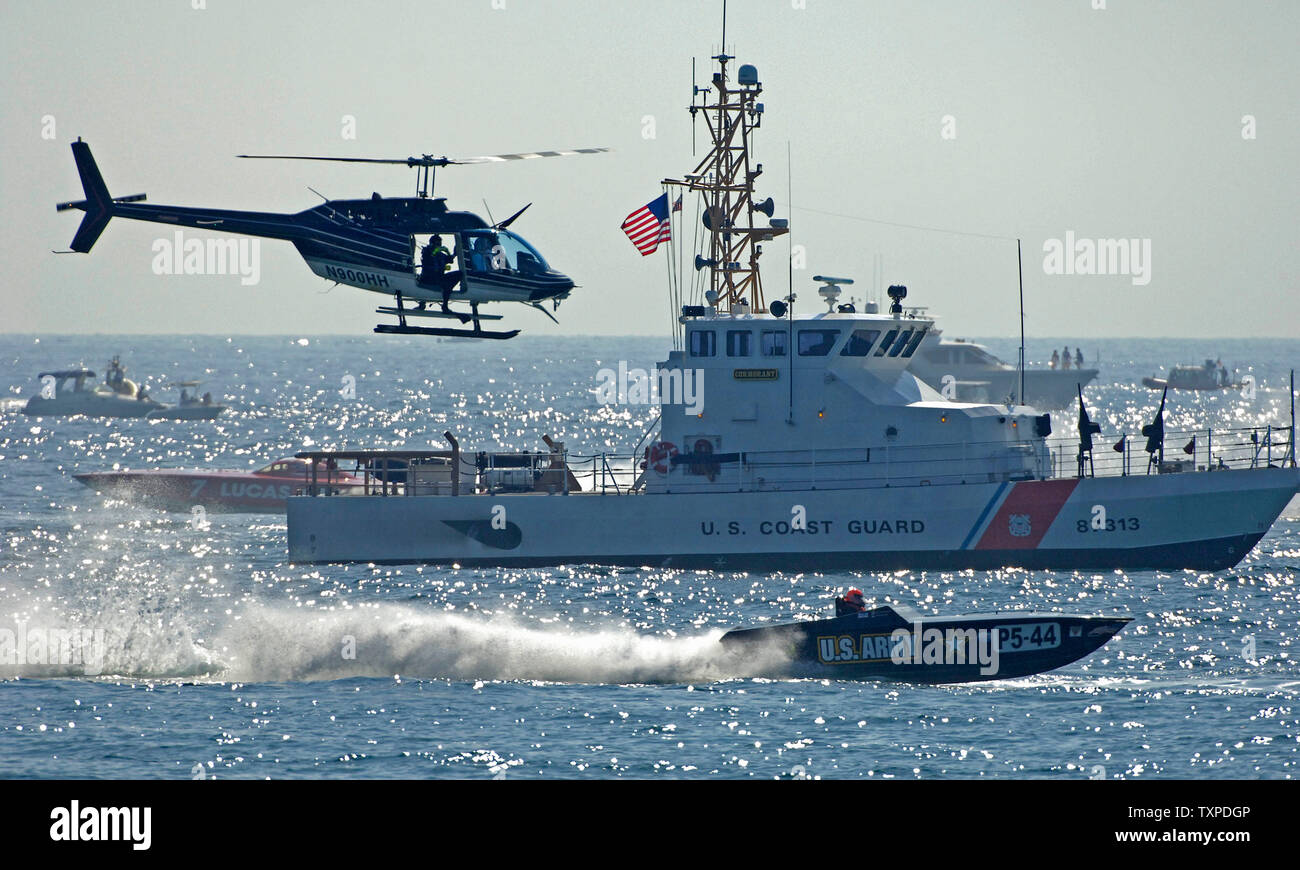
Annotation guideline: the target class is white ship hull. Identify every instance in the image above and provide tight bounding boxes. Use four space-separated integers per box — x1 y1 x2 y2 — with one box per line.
288 466 1298 572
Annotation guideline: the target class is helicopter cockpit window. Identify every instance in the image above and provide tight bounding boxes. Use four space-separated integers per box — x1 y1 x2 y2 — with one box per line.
462 230 551 276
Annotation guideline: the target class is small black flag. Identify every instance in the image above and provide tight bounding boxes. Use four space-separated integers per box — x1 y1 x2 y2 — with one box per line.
1183 437 1196 455
1113 435 1126 453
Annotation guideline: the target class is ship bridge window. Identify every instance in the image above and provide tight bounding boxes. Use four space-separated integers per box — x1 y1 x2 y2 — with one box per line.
873 328 900 357
689 329 717 357
840 328 882 357
900 328 928 358
726 330 752 357
798 329 840 356
761 330 787 357
886 329 915 357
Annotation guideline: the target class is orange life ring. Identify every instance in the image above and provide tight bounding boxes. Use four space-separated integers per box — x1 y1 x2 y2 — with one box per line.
648 441 678 475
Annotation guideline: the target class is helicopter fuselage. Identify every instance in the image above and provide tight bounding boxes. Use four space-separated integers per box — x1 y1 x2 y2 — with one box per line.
59 141 577 309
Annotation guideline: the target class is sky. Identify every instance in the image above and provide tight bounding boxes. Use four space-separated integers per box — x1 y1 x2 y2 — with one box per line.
1 0 1296 339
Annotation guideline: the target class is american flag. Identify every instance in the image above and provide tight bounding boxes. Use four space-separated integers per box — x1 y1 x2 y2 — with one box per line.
622 193 672 256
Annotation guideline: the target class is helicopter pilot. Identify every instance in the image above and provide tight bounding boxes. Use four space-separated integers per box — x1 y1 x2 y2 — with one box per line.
420 235 462 312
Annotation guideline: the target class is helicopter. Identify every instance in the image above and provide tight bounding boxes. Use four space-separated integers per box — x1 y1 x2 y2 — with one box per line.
56 139 608 339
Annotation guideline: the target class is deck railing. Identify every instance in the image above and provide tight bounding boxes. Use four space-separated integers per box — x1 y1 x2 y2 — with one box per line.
296 424 1295 498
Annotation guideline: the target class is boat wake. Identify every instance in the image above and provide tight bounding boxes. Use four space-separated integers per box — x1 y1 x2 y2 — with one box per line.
2 597 791 685
208 605 788 685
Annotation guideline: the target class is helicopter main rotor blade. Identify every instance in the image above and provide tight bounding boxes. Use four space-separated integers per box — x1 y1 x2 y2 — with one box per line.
452 147 610 164
237 154 453 167
236 147 609 168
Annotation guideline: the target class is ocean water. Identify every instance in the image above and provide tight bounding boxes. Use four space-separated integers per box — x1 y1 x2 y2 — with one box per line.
0 333 1297 779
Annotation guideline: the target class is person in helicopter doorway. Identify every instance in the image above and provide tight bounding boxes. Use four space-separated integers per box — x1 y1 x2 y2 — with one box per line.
420 235 463 313
835 588 867 617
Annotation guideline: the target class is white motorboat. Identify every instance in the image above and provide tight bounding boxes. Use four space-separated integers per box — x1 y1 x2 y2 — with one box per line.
21 364 162 418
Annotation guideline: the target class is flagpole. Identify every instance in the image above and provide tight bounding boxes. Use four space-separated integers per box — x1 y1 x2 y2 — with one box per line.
663 186 676 346
1017 238 1026 408
676 193 684 349
787 140 795 425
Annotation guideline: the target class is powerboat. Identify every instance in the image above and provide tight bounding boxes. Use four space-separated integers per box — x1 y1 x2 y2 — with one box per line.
75 456 364 513
719 598 1130 683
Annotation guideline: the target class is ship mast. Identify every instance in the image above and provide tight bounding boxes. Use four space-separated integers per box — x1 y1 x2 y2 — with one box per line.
664 31 787 314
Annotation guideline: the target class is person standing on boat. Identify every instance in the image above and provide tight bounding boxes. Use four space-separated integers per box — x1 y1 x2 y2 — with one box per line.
1075 348 1084 369
1061 347 1072 370
1050 349 1059 369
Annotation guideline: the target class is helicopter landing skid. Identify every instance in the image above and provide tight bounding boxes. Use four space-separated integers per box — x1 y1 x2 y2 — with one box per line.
376 305 504 322
380 297 517 339
373 324 521 340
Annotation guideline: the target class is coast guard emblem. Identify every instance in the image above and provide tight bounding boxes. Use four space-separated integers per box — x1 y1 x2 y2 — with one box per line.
1008 514 1032 537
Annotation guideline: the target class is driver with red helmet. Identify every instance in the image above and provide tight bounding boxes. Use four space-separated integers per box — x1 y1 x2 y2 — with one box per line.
836 588 867 616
